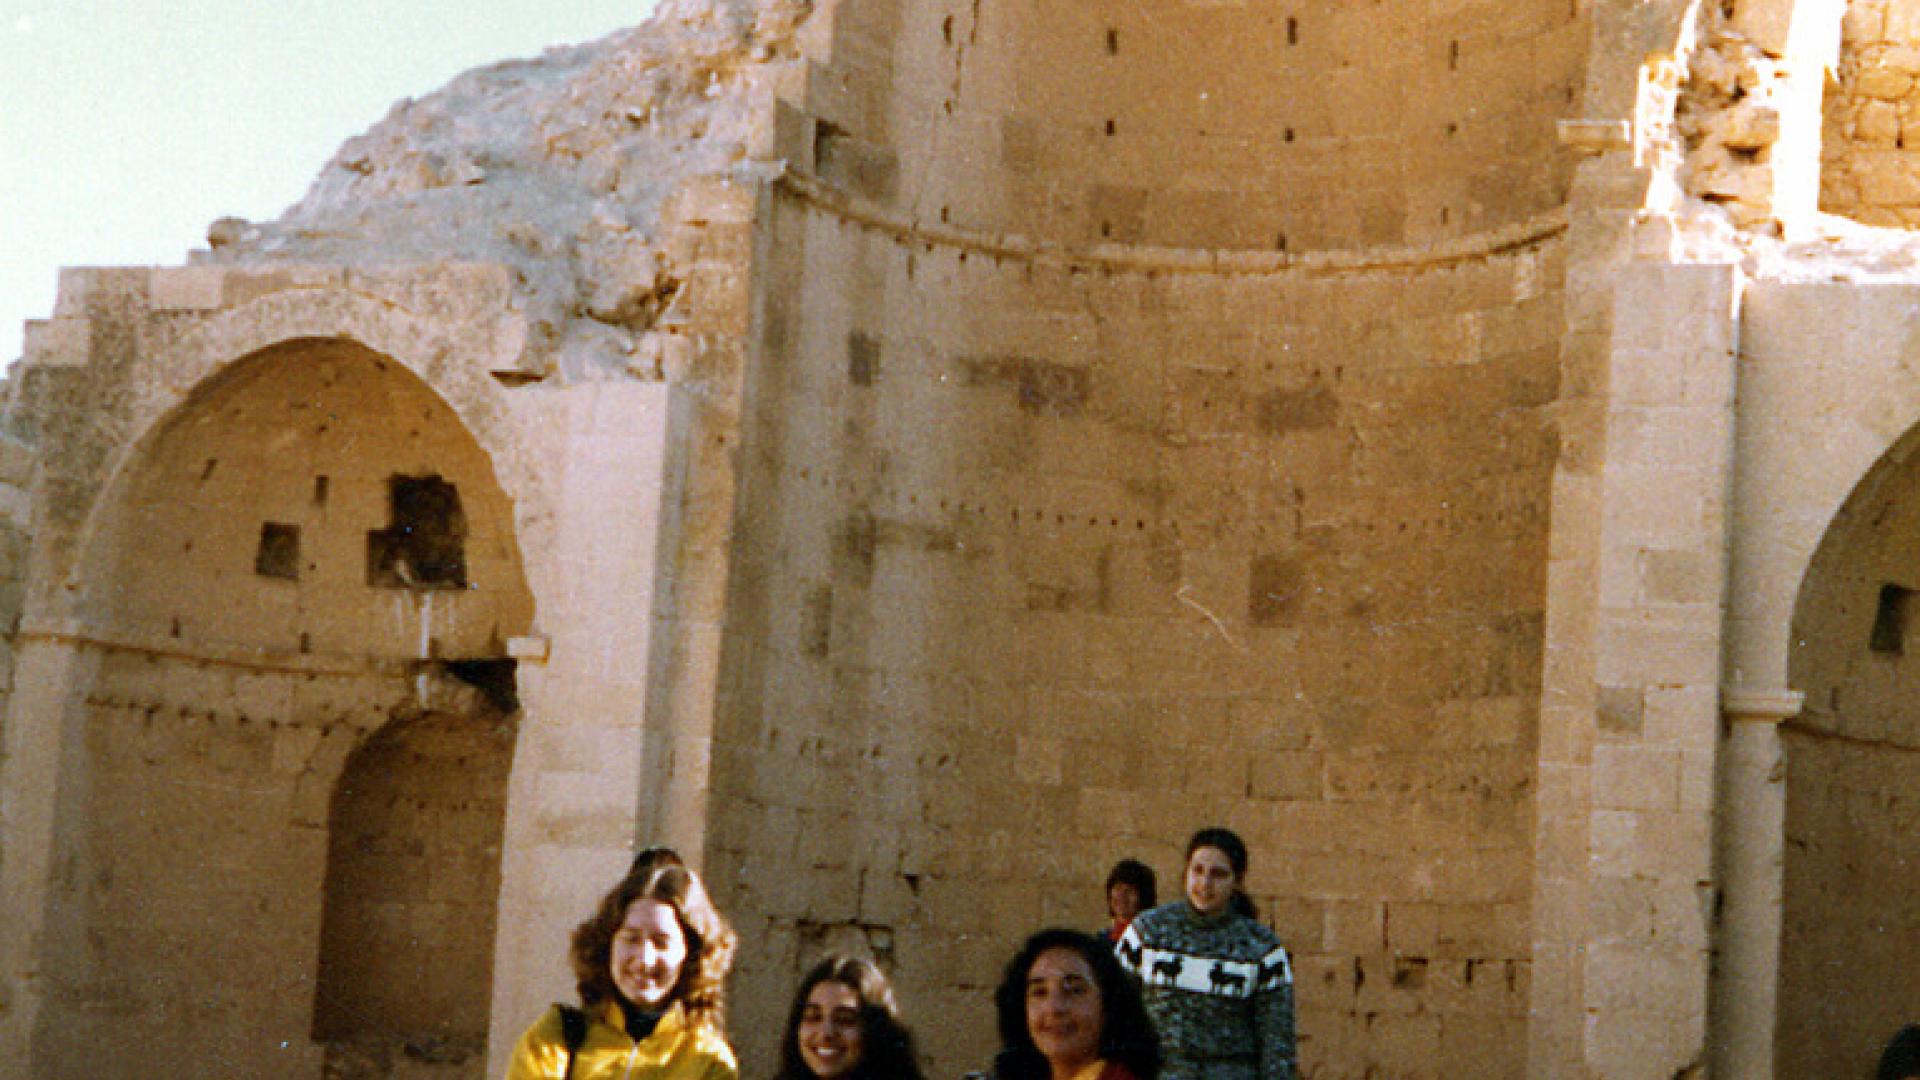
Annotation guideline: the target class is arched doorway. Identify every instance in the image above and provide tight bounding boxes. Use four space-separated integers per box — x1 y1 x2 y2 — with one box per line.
1782 425 1920 1080
313 705 517 1079
29 337 533 1079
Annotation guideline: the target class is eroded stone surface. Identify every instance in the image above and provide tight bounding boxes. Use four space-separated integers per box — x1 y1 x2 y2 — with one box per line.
212 0 810 381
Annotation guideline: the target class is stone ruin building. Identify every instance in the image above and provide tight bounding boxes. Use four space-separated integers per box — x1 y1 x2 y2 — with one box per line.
2 0 1919 1076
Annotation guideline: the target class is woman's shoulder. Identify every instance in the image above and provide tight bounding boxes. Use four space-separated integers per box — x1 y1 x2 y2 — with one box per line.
516 1003 573 1047
1100 1060 1146 1080
1130 903 1183 935
666 1009 738 1067
506 1005 592 1079
1237 916 1283 946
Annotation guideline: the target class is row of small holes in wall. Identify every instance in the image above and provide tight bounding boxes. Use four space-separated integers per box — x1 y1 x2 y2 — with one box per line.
84 693 381 740
792 466 1161 533
789 462 1542 545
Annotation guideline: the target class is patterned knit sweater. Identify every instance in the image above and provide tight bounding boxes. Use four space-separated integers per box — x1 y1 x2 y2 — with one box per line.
1115 903 1296 1080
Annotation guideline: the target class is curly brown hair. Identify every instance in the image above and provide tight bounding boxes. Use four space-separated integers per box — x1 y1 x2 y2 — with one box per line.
569 863 736 1028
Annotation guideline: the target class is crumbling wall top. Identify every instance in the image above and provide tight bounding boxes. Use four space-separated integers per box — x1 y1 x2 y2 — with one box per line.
206 0 812 380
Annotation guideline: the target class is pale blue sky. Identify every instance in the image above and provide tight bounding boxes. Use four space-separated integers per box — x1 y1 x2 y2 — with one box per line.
1 0 658 364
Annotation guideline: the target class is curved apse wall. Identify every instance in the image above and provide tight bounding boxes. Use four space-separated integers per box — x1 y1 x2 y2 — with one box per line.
800 0 1586 251
711 4 1586 1078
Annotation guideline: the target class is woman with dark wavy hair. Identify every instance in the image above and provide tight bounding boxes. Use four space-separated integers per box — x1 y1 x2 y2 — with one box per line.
991 929 1160 1080
506 862 739 1080
773 955 927 1080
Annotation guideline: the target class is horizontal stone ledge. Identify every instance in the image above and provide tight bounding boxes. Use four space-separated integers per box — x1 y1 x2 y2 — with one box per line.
774 168 1569 278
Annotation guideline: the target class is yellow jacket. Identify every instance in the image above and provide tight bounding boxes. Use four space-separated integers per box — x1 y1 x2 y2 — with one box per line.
504 1000 738 1080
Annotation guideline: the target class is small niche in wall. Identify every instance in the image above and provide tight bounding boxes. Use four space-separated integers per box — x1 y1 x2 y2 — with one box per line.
367 475 468 590
255 522 301 581
1870 583 1913 654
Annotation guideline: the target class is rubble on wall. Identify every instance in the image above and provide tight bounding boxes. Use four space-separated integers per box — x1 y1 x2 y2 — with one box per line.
207 0 813 380
1676 22 1791 228
1821 0 1920 224
1643 0 1920 281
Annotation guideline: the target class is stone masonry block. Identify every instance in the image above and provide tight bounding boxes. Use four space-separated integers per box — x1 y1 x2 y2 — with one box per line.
1584 1009 1707 1080
1641 684 1721 750
1609 262 1738 357
1603 810 1713 880
1596 685 1644 736
1585 941 1708 1017
1593 608 1722 688
1600 463 1719 550
21 317 90 368
1640 547 1720 605
1608 405 1731 473
1325 901 1384 953
1591 744 1680 811
149 266 227 312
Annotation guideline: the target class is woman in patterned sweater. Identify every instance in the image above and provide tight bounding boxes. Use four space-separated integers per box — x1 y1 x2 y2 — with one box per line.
1115 829 1295 1080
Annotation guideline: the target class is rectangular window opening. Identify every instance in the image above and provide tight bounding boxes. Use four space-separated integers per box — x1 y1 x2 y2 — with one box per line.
1871 582 1912 654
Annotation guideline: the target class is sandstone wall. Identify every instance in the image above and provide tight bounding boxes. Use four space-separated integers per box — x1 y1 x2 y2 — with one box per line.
709 172 1567 1078
1821 0 1920 222
699 5 1587 1074
803 0 1582 252
0 276 544 1080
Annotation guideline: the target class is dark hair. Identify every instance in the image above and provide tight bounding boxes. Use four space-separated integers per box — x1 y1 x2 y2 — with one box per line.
1879 1025 1920 1080
775 955 926 1080
1104 859 1157 912
1185 827 1248 879
628 845 685 878
1185 827 1259 919
992 929 1160 1080
569 863 736 1027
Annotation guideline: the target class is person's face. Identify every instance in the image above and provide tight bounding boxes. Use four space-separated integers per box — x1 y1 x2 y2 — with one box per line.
1026 947 1103 1073
1107 883 1142 922
611 899 688 1009
1185 845 1238 917
798 980 865 1080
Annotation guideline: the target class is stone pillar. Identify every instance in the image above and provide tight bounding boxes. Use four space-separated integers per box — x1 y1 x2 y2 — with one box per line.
485 381 678 1077
0 637 95 1076
1710 687 1803 1080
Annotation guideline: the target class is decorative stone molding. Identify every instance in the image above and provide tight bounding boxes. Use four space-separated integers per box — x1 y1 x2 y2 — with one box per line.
1721 687 1806 722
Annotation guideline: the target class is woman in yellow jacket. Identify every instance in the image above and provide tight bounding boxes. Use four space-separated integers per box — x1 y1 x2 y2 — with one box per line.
506 858 739 1080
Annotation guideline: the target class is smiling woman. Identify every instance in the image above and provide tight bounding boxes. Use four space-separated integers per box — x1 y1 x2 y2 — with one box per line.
1116 830 1294 1080
991 930 1160 1080
504 863 739 1080
775 956 926 1080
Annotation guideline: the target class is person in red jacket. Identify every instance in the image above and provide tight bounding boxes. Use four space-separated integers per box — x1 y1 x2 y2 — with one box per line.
1098 860 1158 946
990 929 1161 1080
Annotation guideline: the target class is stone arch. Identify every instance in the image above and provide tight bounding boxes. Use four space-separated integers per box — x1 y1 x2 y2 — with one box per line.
1776 416 1920 1080
26 333 534 1080
37 287 534 620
